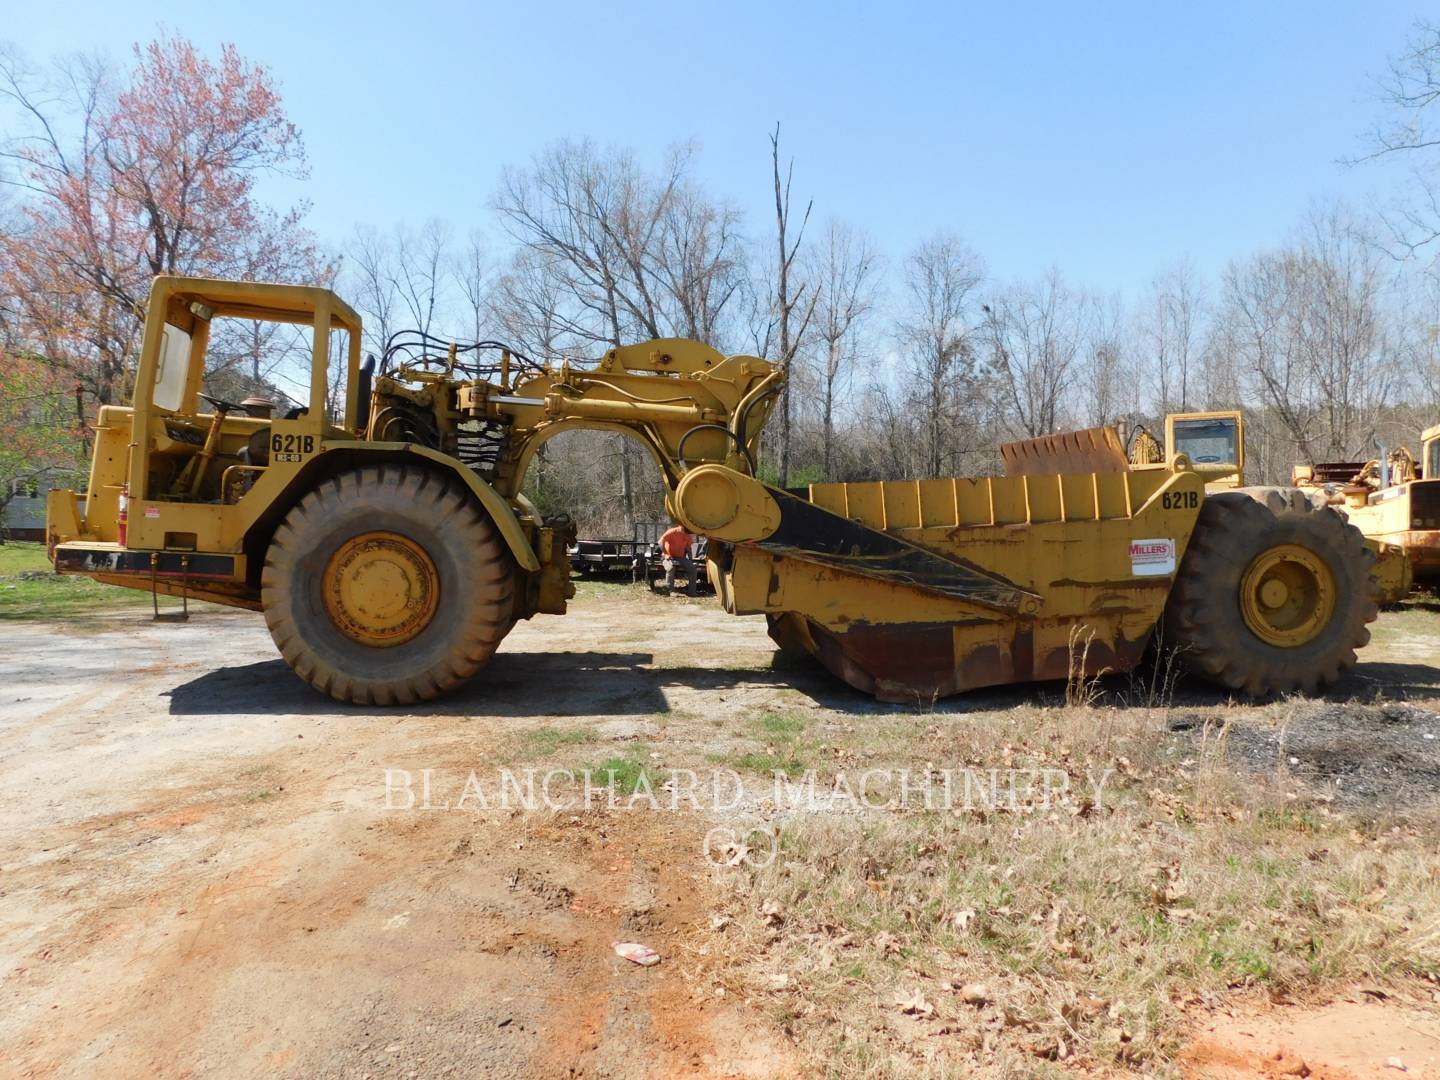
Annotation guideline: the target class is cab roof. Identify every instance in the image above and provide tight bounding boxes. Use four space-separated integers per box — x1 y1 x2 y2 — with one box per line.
149 275 362 333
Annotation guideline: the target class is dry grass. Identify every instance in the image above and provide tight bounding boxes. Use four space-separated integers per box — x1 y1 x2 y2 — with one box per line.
708 702 1440 1076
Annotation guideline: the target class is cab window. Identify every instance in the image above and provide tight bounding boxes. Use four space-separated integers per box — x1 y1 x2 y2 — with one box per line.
1172 417 1238 465
153 324 193 412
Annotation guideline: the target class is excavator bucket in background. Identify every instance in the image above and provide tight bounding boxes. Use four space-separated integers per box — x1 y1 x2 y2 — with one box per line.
999 426 1131 477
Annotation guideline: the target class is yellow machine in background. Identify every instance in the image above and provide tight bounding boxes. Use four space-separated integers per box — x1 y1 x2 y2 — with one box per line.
1292 425 1438 600
49 277 1379 705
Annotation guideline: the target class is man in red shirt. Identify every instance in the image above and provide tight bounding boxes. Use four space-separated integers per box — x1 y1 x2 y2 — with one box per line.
659 522 697 596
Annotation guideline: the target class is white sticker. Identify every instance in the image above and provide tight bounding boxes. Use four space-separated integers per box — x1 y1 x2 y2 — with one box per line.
144 506 161 519
1130 538 1175 577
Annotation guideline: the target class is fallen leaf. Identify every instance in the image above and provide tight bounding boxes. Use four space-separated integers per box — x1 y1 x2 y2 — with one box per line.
894 990 934 1016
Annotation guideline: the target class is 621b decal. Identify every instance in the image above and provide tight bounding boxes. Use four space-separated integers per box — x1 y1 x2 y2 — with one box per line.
271 433 315 463
1161 490 1199 510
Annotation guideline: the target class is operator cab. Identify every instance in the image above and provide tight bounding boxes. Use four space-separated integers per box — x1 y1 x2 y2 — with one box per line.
130 281 361 510
1166 411 1244 488
47 277 363 561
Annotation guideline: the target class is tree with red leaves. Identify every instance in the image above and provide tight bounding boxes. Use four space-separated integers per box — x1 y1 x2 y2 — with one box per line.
0 36 326 410
0 354 86 537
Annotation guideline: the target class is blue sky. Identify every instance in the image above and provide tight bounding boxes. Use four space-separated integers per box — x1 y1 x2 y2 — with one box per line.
3 0 1431 299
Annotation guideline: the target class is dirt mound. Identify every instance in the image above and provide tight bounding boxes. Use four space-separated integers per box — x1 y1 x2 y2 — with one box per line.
1181 997 1440 1078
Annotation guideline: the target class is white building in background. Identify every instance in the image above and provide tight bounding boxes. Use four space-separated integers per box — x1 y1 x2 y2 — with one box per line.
2 480 84 541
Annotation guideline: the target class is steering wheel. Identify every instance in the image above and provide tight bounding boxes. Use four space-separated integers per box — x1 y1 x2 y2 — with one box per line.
199 393 246 415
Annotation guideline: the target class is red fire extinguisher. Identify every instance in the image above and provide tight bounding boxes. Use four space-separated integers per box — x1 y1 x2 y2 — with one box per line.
116 483 129 548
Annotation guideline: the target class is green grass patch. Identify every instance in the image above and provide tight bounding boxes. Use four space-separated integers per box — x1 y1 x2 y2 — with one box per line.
757 712 805 736
0 540 223 621
724 748 811 773
568 576 638 600
516 725 599 757
709 711 814 774
581 745 653 796
0 542 52 575
0 569 154 620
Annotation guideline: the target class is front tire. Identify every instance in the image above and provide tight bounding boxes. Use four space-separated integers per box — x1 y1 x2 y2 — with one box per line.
261 465 515 705
1162 489 1376 696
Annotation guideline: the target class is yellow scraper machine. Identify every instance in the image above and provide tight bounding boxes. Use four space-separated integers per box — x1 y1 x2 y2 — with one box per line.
1291 424 1440 599
49 277 1377 705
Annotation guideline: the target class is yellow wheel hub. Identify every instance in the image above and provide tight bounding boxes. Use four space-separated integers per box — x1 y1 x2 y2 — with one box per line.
323 531 439 647
1239 544 1335 648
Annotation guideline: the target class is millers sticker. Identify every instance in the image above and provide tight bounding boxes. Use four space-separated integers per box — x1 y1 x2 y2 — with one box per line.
1129 538 1176 577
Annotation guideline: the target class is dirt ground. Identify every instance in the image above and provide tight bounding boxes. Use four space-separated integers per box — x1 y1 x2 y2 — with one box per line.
2 585 1439 1078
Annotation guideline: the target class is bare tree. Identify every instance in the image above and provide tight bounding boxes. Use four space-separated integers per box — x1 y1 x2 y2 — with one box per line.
653 182 745 344
1081 292 1131 427
1357 21 1440 255
393 219 452 338
768 124 816 486
1399 265 1440 417
806 220 882 478
737 264 777 363
1214 205 1400 467
495 139 744 523
347 225 400 359
489 248 573 360
897 233 986 478
496 142 653 523
495 139 690 347
1137 259 1206 412
982 269 1083 439
454 229 492 345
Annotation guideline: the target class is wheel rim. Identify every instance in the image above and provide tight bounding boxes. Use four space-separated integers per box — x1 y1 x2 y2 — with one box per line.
1239 543 1335 648
323 531 440 647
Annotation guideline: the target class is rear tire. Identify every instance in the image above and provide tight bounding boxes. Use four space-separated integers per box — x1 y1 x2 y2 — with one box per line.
261 464 515 705
1162 489 1375 696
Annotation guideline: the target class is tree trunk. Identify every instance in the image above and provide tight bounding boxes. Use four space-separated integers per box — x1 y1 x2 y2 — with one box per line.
620 440 635 527
823 356 836 480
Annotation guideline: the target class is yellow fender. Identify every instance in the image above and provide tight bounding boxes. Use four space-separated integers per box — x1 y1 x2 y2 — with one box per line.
291 441 540 572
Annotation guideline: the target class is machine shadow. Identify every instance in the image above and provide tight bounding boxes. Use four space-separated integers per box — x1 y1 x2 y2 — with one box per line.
876 657 1440 715
1331 659 1440 701
166 649 854 717
166 649 1440 720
